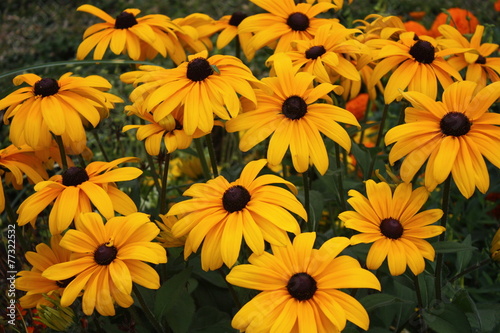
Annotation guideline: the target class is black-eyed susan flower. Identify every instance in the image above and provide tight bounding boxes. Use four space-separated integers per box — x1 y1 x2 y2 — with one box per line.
385 80 500 198
122 103 202 156
369 31 468 104
16 157 142 235
226 54 360 175
238 0 337 57
42 212 167 316
173 13 219 54
168 159 307 271
16 235 72 309
0 72 122 152
122 50 262 135
339 180 445 276
76 4 186 63
213 12 254 61
439 24 500 90
0 144 48 214
305 0 353 10
226 232 381 332
267 22 365 84
156 214 186 248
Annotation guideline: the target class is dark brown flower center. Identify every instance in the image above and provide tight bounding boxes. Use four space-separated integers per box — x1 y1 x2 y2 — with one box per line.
222 185 251 213
287 273 317 301
229 12 248 26
94 243 118 265
440 112 472 137
62 167 90 186
282 96 308 120
187 58 214 82
305 45 326 59
114 11 138 29
287 12 309 31
56 276 75 288
475 55 486 65
380 218 404 239
409 40 435 64
34 78 59 97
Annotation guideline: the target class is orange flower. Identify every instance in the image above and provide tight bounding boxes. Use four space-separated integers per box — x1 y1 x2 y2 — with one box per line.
404 21 429 36
430 8 479 36
495 0 500 12
409 11 426 21
346 93 369 121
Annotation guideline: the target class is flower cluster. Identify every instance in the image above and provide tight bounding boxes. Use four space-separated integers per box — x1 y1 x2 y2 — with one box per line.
2 0 499 331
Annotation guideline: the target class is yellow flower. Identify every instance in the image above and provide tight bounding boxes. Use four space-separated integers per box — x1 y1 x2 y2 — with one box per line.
168 159 307 271
339 180 445 276
42 212 167 316
238 0 337 57
0 72 122 152
173 13 219 54
369 31 468 104
267 22 365 84
226 54 360 175
122 103 202 156
226 232 381 332
76 4 186 63
306 0 354 9
156 214 186 248
439 24 500 91
0 144 48 214
385 81 500 198
121 50 262 135
214 12 254 61
17 157 142 235
16 235 72 309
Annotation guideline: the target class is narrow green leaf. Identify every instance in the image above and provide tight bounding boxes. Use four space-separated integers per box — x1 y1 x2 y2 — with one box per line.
432 240 476 253
422 302 472 333
154 267 192 319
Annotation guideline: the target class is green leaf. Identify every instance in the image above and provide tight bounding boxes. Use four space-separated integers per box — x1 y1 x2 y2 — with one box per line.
360 293 413 312
422 302 472 333
189 306 234 333
154 267 192 319
432 240 477 253
452 289 482 331
165 290 196 333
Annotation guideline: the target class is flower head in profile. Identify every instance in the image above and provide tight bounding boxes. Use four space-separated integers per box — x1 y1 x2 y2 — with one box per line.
238 0 337 56
156 214 187 248
77 5 186 63
121 50 262 135
369 31 468 104
385 81 500 198
439 24 500 91
17 157 142 235
339 180 445 276
226 232 381 332
42 212 167 316
267 22 365 84
0 72 122 152
172 13 219 55
0 144 48 214
16 235 72 309
213 12 254 61
122 103 203 156
168 159 307 271
226 54 360 175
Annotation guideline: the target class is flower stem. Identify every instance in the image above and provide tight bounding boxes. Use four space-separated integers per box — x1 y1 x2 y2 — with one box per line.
91 130 110 162
303 169 311 231
145 152 162 200
218 268 241 309
158 152 170 215
195 138 211 180
435 175 452 300
335 142 347 212
3 186 18 224
132 284 165 333
448 257 492 284
53 134 68 171
205 134 219 177
366 103 389 179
